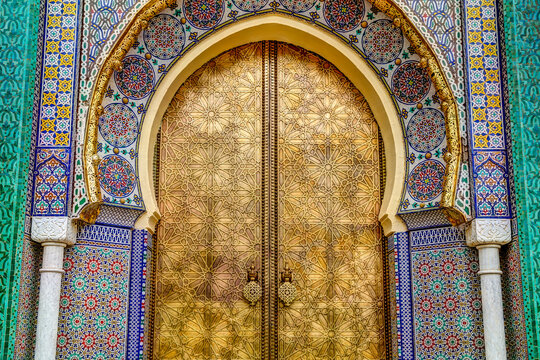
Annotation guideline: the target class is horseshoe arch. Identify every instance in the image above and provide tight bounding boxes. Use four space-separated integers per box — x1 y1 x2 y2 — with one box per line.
81 0 463 234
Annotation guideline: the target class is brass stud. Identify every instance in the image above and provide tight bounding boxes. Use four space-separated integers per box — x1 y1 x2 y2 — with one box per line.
425 152 432 159
395 58 401 65
112 59 123 72
145 53 152 60
120 198 126 204
361 21 368 28
113 148 119 154
443 152 452 162
417 103 423 109
180 18 186 24
122 97 129 104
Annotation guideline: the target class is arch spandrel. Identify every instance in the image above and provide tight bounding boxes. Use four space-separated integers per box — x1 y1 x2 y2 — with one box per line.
80 0 464 233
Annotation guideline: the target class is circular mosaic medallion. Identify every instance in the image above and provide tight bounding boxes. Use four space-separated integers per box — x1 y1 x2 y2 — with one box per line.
232 0 268 11
184 0 224 29
407 108 446 152
362 19 403 64
98 155 136 198
407 160 445 202
114 56 154 100
392 61 431 104
279 0 317 13
98 104 138 148
143 14 185 60
323 0 364 32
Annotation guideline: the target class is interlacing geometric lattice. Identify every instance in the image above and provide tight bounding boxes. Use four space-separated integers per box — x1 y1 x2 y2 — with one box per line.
155 41 385 359
276 43 385 360
156 43 263 359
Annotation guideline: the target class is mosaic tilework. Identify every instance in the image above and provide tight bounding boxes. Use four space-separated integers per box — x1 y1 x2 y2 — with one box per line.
87 0 139 63
55 224 152 359
32 0 81 216
472 150 510 217
74 0 456 216
502 0 540 356
37 0 78 147
407 0 459 68
410 227 485 359
126 230 149 359
94 204 143 228
399 0 473 222
78 223 132 248
400 209 451 230
13 0 47 356
0 0 41 358
464 0 511 219
497 2 530 357
396 0 467 121
387 239 398 360
390 232 415 359
501 240 529 359
32 148 69 215
13 239 41 360
57 225 131 360
74 1 146 214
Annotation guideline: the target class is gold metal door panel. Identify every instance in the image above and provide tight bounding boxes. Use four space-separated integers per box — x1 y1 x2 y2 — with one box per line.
276 43 385 360
155 43 263 359
155 41 385 359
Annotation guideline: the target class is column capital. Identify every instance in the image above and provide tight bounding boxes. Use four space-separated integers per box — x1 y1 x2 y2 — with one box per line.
31 216 77 246
465 218 511 248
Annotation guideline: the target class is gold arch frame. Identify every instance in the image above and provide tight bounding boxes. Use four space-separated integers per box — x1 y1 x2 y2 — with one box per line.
81 0 463 232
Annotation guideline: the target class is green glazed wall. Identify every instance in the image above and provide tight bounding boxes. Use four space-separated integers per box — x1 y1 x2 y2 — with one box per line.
503 0 540 358
0 0 40 358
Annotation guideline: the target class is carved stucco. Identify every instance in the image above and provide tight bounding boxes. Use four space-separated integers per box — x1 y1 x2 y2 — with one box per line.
31 217 77 246
466 218 512 247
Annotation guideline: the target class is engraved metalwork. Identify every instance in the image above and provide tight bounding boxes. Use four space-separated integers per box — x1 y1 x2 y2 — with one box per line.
278 263 296 306
244 264 263 305
276 43 385 359
154 41 385 359
154 43 263 359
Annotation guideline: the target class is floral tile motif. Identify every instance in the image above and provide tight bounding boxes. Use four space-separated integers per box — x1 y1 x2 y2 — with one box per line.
57 245 129 360
463 0 511 219
412 243 484 359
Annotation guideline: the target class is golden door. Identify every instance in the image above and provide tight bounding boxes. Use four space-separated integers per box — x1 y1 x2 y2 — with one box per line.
153 41 386 360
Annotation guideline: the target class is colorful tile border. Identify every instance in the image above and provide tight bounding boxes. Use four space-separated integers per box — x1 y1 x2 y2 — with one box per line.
32 0 81 217
390 232 415 359
0 0 41 358
126 230 149 359
463 0 512 218
502 0 540 357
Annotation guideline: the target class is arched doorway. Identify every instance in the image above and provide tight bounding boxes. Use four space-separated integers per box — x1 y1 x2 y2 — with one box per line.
153 41 386 359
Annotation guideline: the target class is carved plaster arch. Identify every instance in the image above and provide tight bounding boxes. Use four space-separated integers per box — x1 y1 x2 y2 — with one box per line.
80 0 464 234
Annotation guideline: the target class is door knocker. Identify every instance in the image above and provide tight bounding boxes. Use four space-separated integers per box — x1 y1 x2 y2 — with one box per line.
243 263 262 306
278 261 297 306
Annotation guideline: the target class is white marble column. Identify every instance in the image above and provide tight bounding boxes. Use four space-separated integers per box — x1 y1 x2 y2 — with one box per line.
466 218 511 360
31 217 76 360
